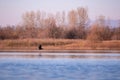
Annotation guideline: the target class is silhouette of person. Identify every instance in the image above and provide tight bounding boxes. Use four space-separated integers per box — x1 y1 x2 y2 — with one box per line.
38 44 43 50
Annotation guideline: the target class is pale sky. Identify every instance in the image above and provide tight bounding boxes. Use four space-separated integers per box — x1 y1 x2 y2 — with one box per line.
0 0 120 26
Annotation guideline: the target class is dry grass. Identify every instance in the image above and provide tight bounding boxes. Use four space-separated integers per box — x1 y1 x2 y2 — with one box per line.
0 39 120 50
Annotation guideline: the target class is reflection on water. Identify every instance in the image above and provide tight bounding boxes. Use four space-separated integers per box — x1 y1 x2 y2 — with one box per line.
0 52 120 59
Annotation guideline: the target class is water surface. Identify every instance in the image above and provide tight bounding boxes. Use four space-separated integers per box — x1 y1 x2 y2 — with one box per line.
0 51 120 80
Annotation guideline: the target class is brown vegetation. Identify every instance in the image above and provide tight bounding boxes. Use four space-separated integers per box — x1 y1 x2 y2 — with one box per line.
0 7 88 39
0 7 120 50
0 39 120 50
0 7 120 41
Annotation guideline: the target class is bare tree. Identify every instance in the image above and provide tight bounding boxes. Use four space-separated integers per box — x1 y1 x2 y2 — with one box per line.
0 26 18 39
112 20 120 40
76 7 88 39
77 7 88 27
22 11 36 28
44 14 58 38
56 11 66 27
87 16 112 42
68 10 78 28
87 23 103 42
22 11 37 38
96 16 112 40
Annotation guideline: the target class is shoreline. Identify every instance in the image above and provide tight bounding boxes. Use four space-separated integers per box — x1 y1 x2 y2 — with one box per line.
0 50 120 53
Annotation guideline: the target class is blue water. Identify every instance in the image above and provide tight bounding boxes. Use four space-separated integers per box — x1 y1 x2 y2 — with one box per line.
0 54 120 80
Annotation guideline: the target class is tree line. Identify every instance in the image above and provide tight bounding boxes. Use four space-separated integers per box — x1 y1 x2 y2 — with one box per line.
0 7 120 41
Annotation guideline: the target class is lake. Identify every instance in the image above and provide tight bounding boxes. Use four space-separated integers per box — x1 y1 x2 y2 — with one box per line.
0 50 120 80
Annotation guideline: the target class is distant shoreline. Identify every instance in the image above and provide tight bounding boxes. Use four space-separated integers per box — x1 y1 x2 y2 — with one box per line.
0 50 120 53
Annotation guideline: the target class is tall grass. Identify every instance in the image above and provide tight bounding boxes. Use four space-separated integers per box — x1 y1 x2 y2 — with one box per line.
0 39 120 50
0 39 74 47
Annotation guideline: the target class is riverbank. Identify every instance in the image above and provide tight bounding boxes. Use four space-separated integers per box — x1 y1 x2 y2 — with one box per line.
0 39 120 51
0 50 120 54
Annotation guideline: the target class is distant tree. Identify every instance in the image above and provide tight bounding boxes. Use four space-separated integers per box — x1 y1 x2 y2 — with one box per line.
66 10 77 39
87 16 112 42
68 10 78 28
0 26 5 40
112 21 120 40
44 14 58 38
56 11 66 27
77 7 88 27
36 11 41 28
76 7 88 39
22 11 37 38
22 11 36 28
96 16 112 40
0 26 18 39
87 24 103 42
55 11 67 38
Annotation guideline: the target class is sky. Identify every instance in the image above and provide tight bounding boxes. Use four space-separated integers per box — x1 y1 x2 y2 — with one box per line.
0 0 120 26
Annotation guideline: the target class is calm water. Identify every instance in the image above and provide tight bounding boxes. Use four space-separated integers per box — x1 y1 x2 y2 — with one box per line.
0 51 120 80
